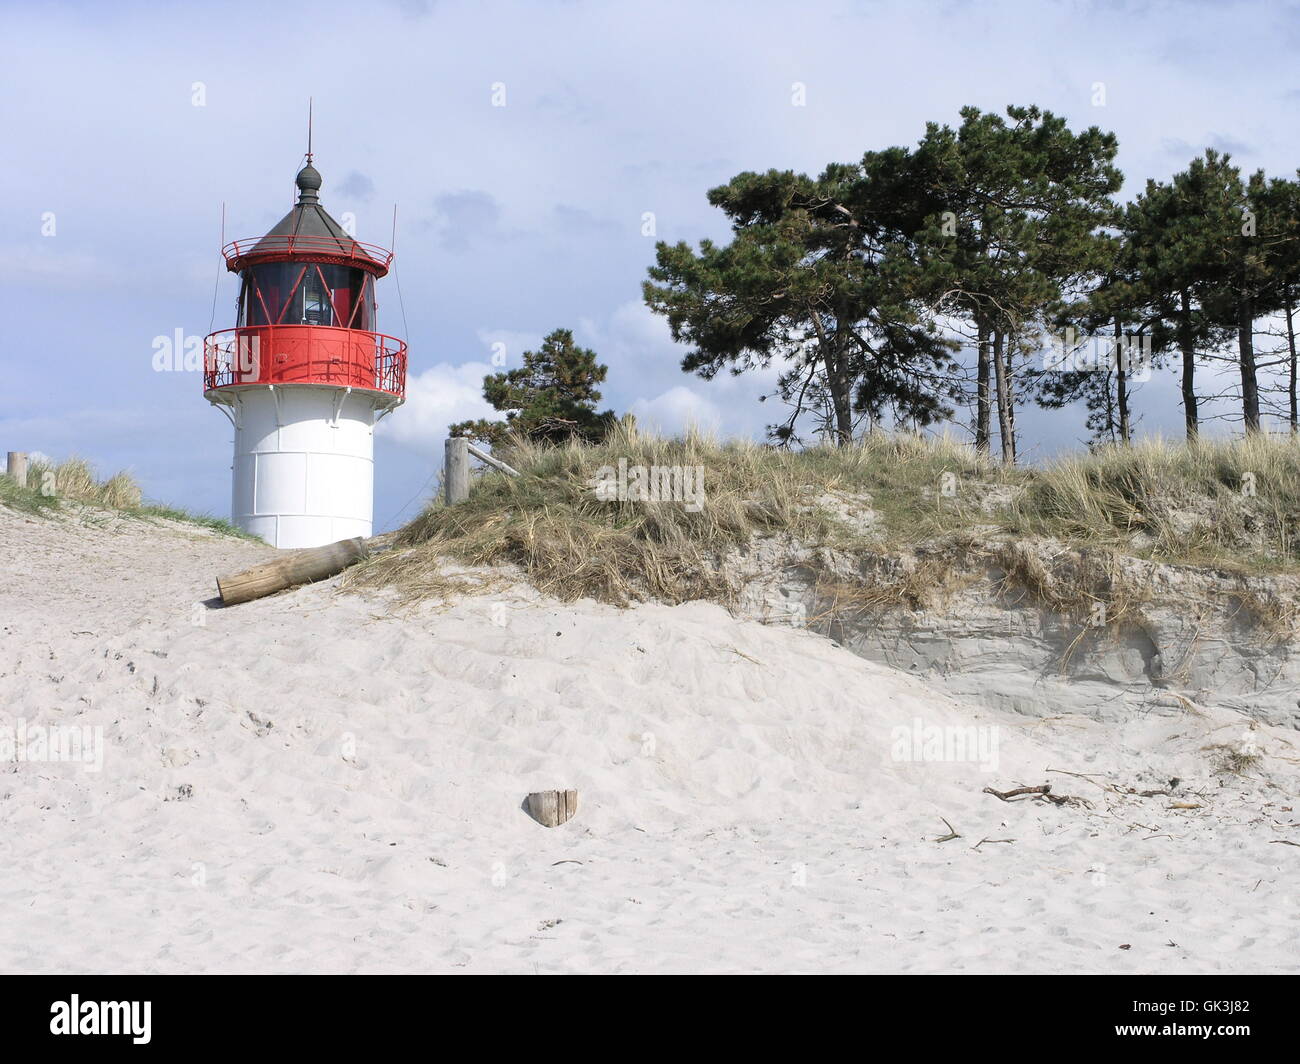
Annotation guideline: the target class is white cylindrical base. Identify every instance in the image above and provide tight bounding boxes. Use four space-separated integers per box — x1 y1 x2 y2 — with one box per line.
221 385 383 549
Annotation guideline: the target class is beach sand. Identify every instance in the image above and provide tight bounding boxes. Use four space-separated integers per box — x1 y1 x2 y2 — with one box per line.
1 506 1296 973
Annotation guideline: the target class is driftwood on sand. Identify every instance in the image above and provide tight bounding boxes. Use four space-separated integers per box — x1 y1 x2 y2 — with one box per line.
216 536 372 605
982 783 1093 809
982 784 1052 802
217 439 522 604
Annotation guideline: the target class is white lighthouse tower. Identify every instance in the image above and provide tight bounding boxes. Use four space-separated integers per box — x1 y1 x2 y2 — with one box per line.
203 160 406 548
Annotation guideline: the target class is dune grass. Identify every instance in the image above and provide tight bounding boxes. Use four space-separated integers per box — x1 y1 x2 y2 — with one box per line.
350 425 1300 612
1004 434 1300 567
0 468 60 515
2 456 256 540
353 425 820 605
24 456 144 509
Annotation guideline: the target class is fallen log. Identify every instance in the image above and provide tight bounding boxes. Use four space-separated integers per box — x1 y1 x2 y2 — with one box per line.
216 536 369 605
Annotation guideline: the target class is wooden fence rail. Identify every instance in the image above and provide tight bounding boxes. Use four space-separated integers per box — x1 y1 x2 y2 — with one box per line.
444 437 520 504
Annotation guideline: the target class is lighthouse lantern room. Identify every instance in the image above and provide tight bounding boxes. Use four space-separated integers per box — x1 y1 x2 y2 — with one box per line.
204 160 406 549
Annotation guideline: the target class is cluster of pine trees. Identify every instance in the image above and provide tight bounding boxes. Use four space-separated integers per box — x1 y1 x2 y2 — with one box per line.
643 104 1300 458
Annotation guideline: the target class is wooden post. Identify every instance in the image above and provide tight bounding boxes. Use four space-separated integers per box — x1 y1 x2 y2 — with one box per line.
6 452 27 488
215 537 369 605
444 436 470 505
525 789 578 828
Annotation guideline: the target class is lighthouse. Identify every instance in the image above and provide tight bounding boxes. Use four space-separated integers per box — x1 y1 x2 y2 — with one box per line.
203 160 406 548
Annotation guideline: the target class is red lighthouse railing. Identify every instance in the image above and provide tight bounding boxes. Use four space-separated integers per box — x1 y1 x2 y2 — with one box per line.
222 235 394 275
203 325 407 399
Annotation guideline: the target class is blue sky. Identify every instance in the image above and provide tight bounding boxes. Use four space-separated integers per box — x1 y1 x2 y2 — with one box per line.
3 0 1299 530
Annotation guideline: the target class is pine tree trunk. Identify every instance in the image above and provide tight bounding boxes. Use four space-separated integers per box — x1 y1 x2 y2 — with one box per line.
823 339 854 446
975 322 991 455
1114 319 1130 444
992 330 1015 464
809 310 854 446
1178 288 1199 442
1103 370 1117 443
1005 333 1018 463
1238 294 1261 433
1285 293 1298 435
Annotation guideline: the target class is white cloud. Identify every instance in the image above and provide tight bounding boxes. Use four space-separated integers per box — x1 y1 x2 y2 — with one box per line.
378 360 496 452
577 300 675 371
629 386 725 434
474 327 545 364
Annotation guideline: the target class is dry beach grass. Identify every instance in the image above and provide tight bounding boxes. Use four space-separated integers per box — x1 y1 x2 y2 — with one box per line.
350 427 1300 624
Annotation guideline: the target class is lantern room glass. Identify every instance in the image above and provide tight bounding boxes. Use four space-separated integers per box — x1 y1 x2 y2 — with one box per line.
238 263 376 331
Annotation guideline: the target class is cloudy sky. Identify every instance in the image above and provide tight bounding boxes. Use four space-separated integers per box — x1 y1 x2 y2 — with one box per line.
3 0 1298 530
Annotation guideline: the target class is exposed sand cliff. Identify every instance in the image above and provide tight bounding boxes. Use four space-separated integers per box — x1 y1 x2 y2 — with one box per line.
736 532 1300 728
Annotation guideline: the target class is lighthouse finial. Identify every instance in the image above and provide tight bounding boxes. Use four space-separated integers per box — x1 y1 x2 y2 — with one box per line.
296 99 321 205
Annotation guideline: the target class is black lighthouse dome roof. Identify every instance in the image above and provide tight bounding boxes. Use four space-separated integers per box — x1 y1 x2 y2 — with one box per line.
223 160 393 276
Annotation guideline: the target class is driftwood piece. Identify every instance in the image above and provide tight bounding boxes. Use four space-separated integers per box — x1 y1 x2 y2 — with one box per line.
983 783 1093 809
1040 792 1094 808
525 789 578 828
216 537 369 605
931 817 961 843
983 784 1052 802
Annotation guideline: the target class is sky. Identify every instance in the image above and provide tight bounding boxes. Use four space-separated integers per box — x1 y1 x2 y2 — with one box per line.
3 0 1299 531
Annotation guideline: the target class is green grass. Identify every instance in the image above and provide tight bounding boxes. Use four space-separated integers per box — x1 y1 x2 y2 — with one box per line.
0 471 61 515
126 504 262 541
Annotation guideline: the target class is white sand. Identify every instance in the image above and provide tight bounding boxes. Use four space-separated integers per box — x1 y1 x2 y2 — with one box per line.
1 506 1297 973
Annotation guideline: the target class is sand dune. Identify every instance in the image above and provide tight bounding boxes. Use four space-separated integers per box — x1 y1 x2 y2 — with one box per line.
1 507 1296 973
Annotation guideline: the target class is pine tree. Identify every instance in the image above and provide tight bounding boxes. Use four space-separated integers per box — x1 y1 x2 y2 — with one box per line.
1121 155 1239 440
908 105 1123 461
1033 259 1152 447
643 162 958 446
450 329 616 446
1253 173 1300 432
